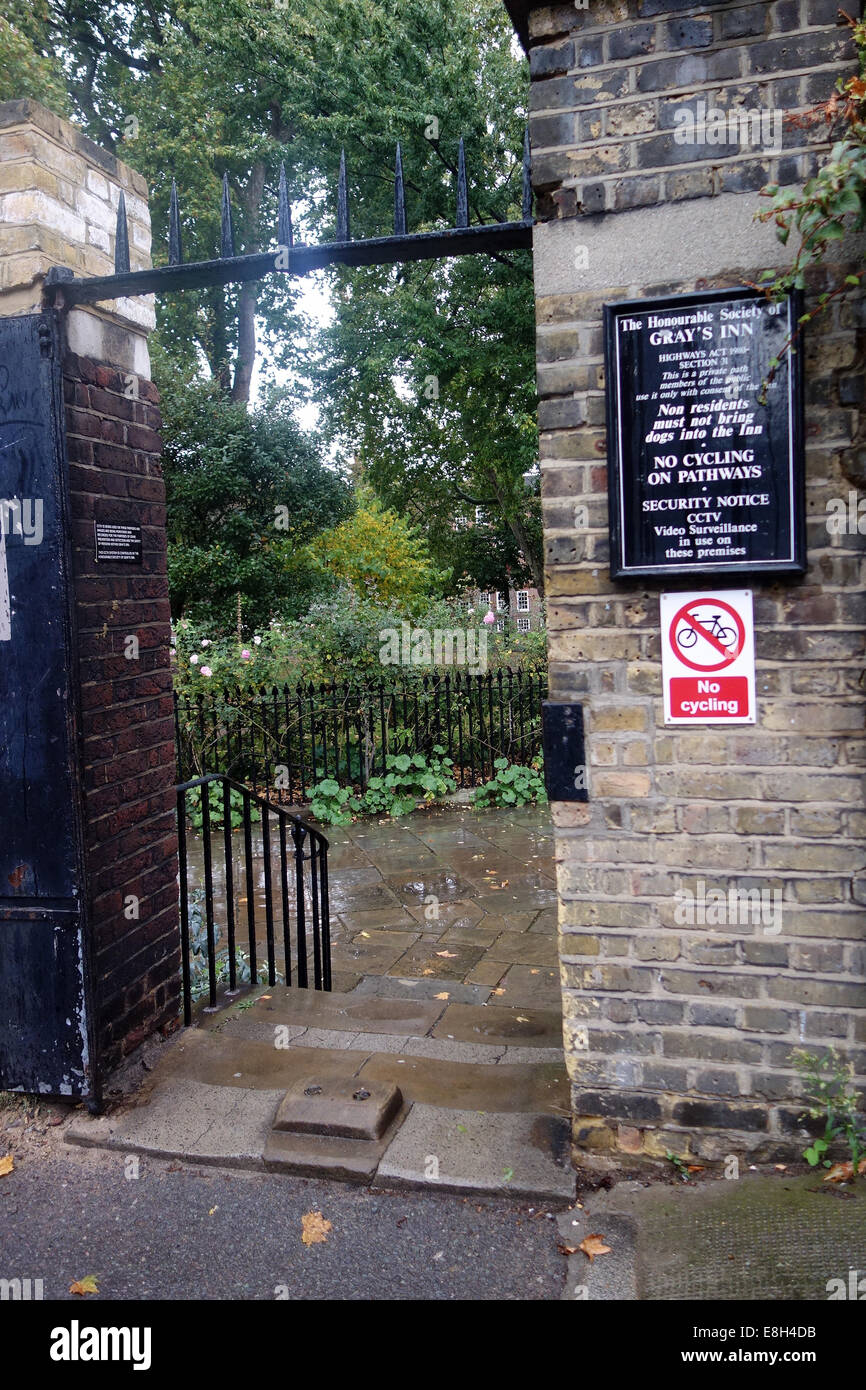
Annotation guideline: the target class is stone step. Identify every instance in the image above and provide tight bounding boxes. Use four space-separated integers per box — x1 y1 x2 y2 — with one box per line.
204 985 564 1061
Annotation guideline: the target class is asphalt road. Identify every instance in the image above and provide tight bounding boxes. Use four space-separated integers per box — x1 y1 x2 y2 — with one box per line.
0 1145 567 1301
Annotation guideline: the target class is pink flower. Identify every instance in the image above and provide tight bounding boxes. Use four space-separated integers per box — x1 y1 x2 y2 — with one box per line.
241 649 251 660
253 635 262 645
201 639 211 647
483 610 496 625
190 653 199 664
200 665 213 678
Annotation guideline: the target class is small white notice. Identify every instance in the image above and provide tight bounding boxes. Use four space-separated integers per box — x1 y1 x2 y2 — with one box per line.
661 590 756 725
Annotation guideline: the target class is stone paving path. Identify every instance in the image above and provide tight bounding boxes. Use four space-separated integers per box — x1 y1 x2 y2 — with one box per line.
324 805 560 1011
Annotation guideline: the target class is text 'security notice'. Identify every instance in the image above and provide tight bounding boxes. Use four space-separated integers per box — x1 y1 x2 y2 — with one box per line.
604 289 805 579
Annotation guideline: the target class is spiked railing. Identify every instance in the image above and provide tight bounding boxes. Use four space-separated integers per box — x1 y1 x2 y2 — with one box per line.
43 134 533 307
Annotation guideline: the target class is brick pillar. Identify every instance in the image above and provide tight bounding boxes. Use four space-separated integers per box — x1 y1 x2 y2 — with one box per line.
518 2 866 1166
0 98 180 1079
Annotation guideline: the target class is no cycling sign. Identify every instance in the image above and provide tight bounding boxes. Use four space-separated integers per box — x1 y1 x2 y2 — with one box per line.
660 590 756 724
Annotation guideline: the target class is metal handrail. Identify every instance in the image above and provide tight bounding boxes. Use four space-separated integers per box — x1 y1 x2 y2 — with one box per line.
175 772 330 1024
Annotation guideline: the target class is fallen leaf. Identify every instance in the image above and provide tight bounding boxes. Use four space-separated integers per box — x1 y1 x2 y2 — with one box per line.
421 968 435 976
557 1243 579 1255
0 1155 14 1177
491 987 506 996
774 1164 787 1172
434 992 450 1000
301 1211 332 1246
260 995 271 1001
359 931 370 939
208 1205 219 1215
530 969 540 975
70 1275 99 1296
579 1234 612 1263
687 1165 705 1175
503 1166 514 1182
435 950 457 958
823 1158 866 1183
516 1016 530 1023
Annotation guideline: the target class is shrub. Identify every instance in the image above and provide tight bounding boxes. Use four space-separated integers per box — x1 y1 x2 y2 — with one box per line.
473 756 547 808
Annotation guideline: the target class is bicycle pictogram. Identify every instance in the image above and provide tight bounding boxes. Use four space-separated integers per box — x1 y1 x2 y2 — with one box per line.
676 611 737 652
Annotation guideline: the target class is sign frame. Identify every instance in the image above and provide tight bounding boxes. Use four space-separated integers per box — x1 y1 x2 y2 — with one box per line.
661 589 757 725
604 285 806 582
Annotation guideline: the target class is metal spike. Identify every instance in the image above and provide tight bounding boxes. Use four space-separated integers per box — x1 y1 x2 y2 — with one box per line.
337 148 350 242
220 173 235 258
168 177 183 265
456 137 468 229
394 143 406 237
114 190 130 273
522 127 532 221
278 162 293 248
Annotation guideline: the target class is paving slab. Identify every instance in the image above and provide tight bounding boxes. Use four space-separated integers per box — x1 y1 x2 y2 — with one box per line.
67 1078 282 1168
375 1105 575 1204
405 899 484 929
336 907 419 932
385 869 477 903
144 1029 369 1091
488 965 562 1009
330 929 419 974
222 985 446 1036
358 1054 569 1114
432 1002 563 1048
465 960 509 988
387 940 486 981
350 974 491 1005
486 933 558 967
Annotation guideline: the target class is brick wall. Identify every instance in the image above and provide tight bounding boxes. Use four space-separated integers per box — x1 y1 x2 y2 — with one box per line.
63 351 180 1075
524 1 866 1163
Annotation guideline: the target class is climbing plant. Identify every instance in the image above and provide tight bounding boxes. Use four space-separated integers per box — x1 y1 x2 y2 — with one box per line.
755 10 866 380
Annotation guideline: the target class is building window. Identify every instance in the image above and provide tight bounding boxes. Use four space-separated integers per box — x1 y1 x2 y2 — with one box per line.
496 591 507 611
517 617 530 633
495 619 504 632
517 590 530 612
478 591 489 609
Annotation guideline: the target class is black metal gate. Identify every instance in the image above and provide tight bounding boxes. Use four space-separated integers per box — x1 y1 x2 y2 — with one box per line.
175 773 330 1022
0 315 96 1098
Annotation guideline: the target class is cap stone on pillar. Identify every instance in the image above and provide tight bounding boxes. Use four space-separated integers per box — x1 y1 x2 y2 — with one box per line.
0 97 154 375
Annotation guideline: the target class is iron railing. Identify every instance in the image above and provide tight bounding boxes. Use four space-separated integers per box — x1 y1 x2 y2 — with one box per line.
174 670 547 798
175 773 330 1024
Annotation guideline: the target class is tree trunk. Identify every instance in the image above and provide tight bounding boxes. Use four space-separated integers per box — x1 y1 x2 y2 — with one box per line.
231 160 267 404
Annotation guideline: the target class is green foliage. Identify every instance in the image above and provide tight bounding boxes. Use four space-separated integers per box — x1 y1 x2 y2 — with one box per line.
187 888 277 1001
160 376 351 630
791 1047 866 1178
308 778 359 826
309 748 457 824
756 15 865 373
0 2 69 112
310 493 449 608
361 748 457 817
172 592 546 697
184 785 260 832
473 756 547 808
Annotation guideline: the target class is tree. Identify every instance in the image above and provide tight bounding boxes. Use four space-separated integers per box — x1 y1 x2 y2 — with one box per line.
160 371 351 629
0 2 69 110
310 494 448 608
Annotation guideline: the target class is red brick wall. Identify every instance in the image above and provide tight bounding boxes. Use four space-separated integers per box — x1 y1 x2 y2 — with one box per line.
63 350 180 1076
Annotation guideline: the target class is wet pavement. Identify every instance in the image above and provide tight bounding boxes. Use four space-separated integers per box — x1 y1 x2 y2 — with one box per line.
185 805 561 1011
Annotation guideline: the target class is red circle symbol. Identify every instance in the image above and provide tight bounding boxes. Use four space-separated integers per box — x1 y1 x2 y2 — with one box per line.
668 597 745 673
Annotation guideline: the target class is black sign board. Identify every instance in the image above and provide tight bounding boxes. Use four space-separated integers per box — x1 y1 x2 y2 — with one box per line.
94 521 143 564
604 287 805 580
541 702 587 802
